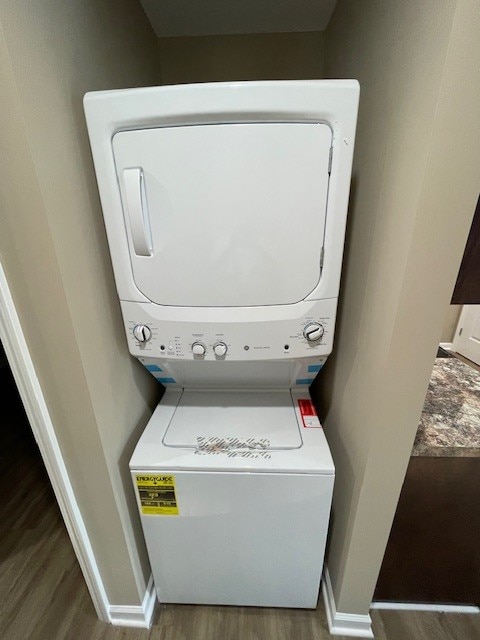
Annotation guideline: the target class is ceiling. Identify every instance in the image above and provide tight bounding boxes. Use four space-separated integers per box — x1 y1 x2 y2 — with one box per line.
140 0 337 39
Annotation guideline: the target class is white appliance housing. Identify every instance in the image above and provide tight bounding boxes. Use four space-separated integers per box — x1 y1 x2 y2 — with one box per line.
130 388 335 608
84 81 359 389
84 81 359 609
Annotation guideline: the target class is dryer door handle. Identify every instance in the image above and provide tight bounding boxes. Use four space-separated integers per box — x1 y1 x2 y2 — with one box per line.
123 168 153 256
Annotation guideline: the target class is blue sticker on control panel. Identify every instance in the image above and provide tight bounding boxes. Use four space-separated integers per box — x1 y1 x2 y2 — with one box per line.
145 364 163 372
307 364 323 373
296 378 315 385
158 377 176 384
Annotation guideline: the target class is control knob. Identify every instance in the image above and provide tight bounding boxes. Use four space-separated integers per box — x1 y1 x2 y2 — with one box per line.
192 342 206 356
133 324 152 343
303 322 324 342
213 342 228 357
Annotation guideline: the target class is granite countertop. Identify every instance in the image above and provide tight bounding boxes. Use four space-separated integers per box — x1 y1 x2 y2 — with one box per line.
412 356 480 458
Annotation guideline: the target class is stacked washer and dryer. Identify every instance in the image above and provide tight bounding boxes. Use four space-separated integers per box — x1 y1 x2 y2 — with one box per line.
84 81 359 609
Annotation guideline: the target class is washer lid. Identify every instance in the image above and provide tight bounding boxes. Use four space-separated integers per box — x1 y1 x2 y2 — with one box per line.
163 390 302 450
112 122 332 307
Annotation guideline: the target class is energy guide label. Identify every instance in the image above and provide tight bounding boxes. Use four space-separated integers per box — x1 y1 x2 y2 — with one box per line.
136 474 179 515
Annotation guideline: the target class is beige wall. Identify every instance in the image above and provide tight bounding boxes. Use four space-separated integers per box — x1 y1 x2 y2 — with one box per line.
0 1 159 605
441 305 462 343
312 0 480 615
158 31 324 84
2 0 479 618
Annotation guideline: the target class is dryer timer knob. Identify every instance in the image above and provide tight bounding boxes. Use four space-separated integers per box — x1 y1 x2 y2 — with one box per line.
303 322 324 342
213 342 228 357
133 324 152 343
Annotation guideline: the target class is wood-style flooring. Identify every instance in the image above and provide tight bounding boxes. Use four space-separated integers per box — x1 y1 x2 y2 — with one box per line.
374 456 480 604
375 350 480 605
1 365 480 639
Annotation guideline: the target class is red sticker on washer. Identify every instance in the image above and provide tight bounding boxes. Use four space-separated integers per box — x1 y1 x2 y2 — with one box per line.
298 399 322 428
298 399 316 416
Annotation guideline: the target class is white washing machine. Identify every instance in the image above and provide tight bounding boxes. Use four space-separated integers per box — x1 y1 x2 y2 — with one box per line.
84 81 359 608
130 389 334 608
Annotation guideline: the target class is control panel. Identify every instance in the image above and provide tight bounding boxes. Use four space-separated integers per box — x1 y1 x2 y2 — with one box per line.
122 299 337 362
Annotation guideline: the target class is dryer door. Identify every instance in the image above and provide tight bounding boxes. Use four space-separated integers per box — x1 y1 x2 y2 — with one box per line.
113 122 331 307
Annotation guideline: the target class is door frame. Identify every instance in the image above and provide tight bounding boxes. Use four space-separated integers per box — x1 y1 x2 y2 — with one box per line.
453 304 480 366
0 262 110 622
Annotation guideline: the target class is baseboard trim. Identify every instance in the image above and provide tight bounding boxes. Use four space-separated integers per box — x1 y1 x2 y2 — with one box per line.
322 566 374 638
439 342 454 351
371 601 480 613
109 574 156 628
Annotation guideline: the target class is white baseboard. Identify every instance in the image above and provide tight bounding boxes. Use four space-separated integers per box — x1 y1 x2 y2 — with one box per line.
439 342 454 351
322 566 374 638
371 601 480 613
109 574 156 628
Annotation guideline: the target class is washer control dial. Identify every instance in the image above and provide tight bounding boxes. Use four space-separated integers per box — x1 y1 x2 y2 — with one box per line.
213 342 228 357
133 324 152 343
303 322 324 342
192 342 206 356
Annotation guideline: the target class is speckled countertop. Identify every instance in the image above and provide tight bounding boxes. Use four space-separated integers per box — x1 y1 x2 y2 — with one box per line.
412 356 480 457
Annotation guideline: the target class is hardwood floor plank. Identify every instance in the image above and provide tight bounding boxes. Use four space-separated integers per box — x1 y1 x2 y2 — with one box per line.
146 603 349 640
375 457 480 603
440 611 480 640
371 609 480 640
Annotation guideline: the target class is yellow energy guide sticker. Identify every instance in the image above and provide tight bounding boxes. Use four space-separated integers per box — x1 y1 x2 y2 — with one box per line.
136 474 179 515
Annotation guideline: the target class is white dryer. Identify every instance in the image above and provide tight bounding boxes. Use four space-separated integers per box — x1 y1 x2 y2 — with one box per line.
84 81 359 608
